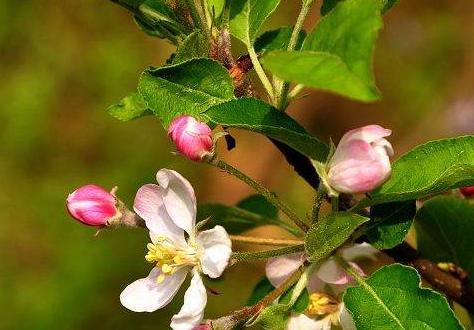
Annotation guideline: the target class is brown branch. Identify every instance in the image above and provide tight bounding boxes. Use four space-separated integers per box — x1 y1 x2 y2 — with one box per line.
385 242 474 314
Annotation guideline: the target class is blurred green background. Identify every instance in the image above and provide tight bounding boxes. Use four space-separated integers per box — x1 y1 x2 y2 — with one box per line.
0 0 473 329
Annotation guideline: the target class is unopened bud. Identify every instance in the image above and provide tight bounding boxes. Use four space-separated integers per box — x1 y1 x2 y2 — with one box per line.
460 186 474 197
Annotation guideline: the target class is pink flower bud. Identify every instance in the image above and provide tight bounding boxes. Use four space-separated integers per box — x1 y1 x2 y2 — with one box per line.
168 116 213 161
327 125 393 194
66 185 118 227
460 186 474 197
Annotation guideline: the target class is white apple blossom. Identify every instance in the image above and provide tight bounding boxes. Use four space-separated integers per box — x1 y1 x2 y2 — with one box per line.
266 243 378 330
120 169 232 330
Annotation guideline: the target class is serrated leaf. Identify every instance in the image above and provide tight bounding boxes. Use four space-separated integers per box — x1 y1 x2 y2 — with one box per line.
305 212 369 262
252 304 290 330
246 277 274 306
204 98 329 162
107 92 151 121
415 196 474 276
255 27 306 53
138 58 234 127
197 194 278 234
366 200 416 249
357 136 474 208
229 0 281 46
263 0 384 102
173 30 209 64
344 264 462 329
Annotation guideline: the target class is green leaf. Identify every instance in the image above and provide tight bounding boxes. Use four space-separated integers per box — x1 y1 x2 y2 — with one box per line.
197 194 279 234
321 0 399 16
262 51 380 102
107 92 151 121
138 58 234 127
305 212 369 262
344 264 462 329
204 98 329 162
357 136 474 208
173 30 209 64
252 304 290 330
279 286 310 313
255 27 306 53
246 277 274 306
415 196 474 276
366 200 416 249
263 0 384 102
229 0 281 46
208 0 225 19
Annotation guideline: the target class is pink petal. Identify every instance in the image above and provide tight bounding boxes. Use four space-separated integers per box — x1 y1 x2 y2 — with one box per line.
339 125 392 146
133 184 186 246
265 253 306 288
156 169 197 236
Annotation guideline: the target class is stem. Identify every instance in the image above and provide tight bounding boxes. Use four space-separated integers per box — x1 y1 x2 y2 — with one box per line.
331 196 339 212
275 0 313 110
311 185 326 223
335 255 364 282
232 244 305 262
210 158 309 231
200 0 212 28
230 235 304 246
248 45 275 100
288 84 305 100
288 263 317 306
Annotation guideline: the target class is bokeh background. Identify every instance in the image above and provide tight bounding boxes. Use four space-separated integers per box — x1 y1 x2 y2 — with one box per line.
1 0 473 329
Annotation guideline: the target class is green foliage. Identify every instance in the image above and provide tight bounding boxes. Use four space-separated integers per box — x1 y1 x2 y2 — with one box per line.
246 277 274 306
415 196 474 276
321 0 399 16
366 200 416 249
279 285 310 313
197 194 278 234
173 30 209 63
357 136 474 208
305 212 369 262
252 304 290 330
138 58 234 127
205 98 329 162
107 92 151 121
255 27 306 53
344 264 462 329
208 0 225 19
263 0 384 102
229 0 281 46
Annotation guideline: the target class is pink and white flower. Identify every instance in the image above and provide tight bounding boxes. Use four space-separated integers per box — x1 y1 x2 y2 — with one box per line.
266 244 378 330
168 116 214 162
66 184 119 227
327 125 394 195
120 169 232 330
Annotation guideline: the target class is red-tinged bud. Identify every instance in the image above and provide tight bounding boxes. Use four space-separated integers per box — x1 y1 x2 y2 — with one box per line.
460 186 474 197
66 185 119 227
168 116 214 162
327 125 394 194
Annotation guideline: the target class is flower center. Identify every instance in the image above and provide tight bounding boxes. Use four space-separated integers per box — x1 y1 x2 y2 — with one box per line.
145 236 199 283
306 292 339 317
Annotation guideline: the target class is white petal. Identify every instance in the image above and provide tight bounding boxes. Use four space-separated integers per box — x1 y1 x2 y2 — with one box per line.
157 169 197 236
120 267 188 313
287 314 331 330
340 243 378 262
265 253 306 288
339 304 357 330
196 226 232 278
171 271 207 330
134 184 186 246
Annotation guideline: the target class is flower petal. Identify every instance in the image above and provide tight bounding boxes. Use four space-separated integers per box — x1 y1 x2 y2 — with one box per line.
120 266 188 313
196 226 232 278
339 304 357 330
171 271 207 330
134 184 186 246
316 258 352 285
287 314 331 330
156 169 197 236
339 125 392 146
265 253 306 288
340 243 378 262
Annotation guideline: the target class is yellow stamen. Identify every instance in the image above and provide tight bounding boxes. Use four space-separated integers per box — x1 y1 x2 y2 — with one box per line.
306 292 339 316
